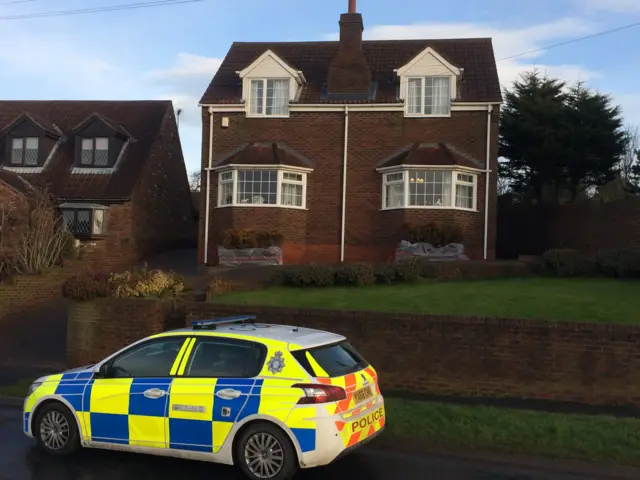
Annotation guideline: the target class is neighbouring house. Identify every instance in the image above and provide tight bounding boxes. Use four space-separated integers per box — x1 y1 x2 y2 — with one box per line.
198 1 502 265
0 101 196 270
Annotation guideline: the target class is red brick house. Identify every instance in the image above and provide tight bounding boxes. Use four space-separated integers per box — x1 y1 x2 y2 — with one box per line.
198 1 502 265
0 101 196 270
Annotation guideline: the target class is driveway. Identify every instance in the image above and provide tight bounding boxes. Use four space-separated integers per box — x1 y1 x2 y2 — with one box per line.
0 406 634 480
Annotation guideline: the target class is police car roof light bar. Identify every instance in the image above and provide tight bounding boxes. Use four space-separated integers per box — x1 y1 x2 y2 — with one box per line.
191 315 258 330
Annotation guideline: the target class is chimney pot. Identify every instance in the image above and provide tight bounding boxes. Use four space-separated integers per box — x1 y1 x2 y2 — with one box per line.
348 0 356 13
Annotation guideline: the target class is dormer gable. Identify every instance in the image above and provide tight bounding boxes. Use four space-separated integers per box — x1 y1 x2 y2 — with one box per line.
236 49 306 117
0 112 63 171
395 46 463 117
71 112 133 172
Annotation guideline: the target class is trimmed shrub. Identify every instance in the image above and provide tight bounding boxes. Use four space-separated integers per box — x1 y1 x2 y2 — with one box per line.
393 257 422 282
402 222 463 247
61 272 113 301
595 248 640 278
110 267 185 298
335 262 376 287
206 277 235 295
375 263 397 284
540 249 593 277
284 264 336 288
220 228 284 249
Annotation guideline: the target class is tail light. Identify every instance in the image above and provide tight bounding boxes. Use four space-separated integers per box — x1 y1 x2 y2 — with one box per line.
292 383 347 404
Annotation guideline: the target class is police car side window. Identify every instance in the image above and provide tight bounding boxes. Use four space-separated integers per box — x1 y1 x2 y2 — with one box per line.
108 338 186 378
184 339 266 378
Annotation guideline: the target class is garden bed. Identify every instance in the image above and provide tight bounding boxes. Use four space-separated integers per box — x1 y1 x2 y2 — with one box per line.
213 277 640 324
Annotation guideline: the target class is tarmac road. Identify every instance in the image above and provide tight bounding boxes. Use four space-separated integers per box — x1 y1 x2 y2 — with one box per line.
0 406 624 480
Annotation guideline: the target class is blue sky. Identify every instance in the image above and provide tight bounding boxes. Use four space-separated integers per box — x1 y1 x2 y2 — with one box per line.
1 0 640 173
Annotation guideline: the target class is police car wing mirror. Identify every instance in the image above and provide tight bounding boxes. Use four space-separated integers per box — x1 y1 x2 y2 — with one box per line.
94 363 109 378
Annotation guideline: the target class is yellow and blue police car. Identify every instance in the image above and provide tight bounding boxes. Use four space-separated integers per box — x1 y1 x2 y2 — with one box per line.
22 315 386 479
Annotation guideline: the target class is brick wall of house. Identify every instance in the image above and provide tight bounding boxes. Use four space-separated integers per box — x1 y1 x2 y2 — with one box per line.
199 108 499 265
132 107 197 258
497 196 640 258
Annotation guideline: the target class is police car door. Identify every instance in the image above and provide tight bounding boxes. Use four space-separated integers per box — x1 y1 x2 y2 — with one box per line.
89 336 189 448
167 337 266 453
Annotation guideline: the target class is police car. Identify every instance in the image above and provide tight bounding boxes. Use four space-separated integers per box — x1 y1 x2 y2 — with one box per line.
23 316 385 480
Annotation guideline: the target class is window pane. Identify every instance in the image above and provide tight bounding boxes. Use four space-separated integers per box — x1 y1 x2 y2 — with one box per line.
409 170 451 206
81 139 93 165
293 341 368 378
283 172 302 182
94 138 109 166
184 339 265 378
407 79 422 114
236 170 277 204
220 181 233 206
266 79 289 116
93 209 105 235
62 210 75 231
110 338 186 378
220 171 232 182
425 77 450 115
281 182 303 207
75 210 91 235
457 173 473 183
250 80 264 115
24 137 39 166
11 138 23 164
456 183 474 209
385 172 403 183
385 183 404 208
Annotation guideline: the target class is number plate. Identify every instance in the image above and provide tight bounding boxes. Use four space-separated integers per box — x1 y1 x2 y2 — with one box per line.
353 386 373 404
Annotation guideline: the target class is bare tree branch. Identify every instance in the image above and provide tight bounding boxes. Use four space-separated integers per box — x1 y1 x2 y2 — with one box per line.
189 170 201 192
620 124 640 180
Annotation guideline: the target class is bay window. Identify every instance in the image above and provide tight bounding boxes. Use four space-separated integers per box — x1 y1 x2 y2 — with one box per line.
60 203 108 237
249 78 290 116
217 168 307 208
406 76 451 116
382 170 477 210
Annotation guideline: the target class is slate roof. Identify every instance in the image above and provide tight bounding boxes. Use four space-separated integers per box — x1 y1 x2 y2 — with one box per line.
0 101 173 201
0 170 33 195
212 142 315 169
201 39 502 105
377 143 483 169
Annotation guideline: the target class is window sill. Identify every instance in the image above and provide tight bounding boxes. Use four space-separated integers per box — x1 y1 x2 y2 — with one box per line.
380 206 478 213
2 165 44 173
216 204 308 211
73 233 108 240
245 114 291 119
404 113 452 118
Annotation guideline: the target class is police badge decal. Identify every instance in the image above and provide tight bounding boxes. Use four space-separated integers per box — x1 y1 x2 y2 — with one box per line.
267 351 285 374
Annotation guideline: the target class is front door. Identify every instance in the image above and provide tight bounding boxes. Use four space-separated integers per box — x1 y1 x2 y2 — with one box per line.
88 336 189 448
167 337 266 453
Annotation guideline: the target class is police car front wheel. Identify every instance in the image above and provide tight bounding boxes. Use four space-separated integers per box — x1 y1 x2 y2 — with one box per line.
236 423 298 480
34 403 80 455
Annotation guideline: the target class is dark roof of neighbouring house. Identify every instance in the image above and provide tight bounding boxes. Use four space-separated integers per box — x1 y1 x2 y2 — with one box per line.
0 169 33 195
200 39 502 104
0 101 174 201
377 143 483 169
211 142 315 169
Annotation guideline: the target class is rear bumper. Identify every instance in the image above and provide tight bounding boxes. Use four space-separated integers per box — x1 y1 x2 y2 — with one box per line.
299 395 385 469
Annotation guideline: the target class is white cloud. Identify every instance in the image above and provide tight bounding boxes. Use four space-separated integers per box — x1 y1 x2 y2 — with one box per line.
577 0 640 13
150 53 222 79
329 18 599 88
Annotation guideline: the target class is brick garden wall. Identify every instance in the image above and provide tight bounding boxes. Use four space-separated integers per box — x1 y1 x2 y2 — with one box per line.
497 196 640 258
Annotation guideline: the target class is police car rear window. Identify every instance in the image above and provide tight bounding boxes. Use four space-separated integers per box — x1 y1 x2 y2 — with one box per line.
292 341 368 378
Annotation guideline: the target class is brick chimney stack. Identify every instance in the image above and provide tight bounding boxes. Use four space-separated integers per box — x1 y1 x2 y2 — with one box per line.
327 0 372 95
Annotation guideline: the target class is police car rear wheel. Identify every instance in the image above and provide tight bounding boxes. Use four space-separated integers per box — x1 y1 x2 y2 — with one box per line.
34 403 80 455
236 423 298 480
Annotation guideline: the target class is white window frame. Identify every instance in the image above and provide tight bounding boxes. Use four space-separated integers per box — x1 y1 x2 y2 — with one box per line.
405 76 452 117
380 168 478 211
216 166 308 209
248 78 290 118
59 203 109 237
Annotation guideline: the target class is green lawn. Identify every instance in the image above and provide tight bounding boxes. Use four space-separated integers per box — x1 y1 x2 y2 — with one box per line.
0 378 31 397
214 278 640 324
386 398 640 464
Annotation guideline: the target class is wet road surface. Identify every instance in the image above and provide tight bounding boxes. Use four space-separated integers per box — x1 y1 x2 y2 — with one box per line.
0 406 603 480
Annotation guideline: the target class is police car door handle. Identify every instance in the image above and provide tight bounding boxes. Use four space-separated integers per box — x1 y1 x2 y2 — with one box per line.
143 388 167 399
216 388 241 400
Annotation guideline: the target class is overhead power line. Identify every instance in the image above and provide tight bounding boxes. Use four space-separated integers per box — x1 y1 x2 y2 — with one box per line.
498 20 640 62
0 0 204 20
0 0 37 5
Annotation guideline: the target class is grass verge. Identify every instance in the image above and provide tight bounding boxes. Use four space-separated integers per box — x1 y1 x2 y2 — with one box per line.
213 277 640 324
0 378 31 398
385 398 640 465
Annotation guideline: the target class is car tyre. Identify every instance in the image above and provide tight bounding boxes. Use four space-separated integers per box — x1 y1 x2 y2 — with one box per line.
235 422 298 480
34 403 80 456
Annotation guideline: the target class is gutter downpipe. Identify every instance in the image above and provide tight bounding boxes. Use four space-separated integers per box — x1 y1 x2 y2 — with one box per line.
340 105 349 262
203 108 214 265
483 104 493 260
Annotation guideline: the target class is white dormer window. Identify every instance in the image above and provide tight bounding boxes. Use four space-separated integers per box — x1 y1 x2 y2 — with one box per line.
249 79 290 116
407 77 451 116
